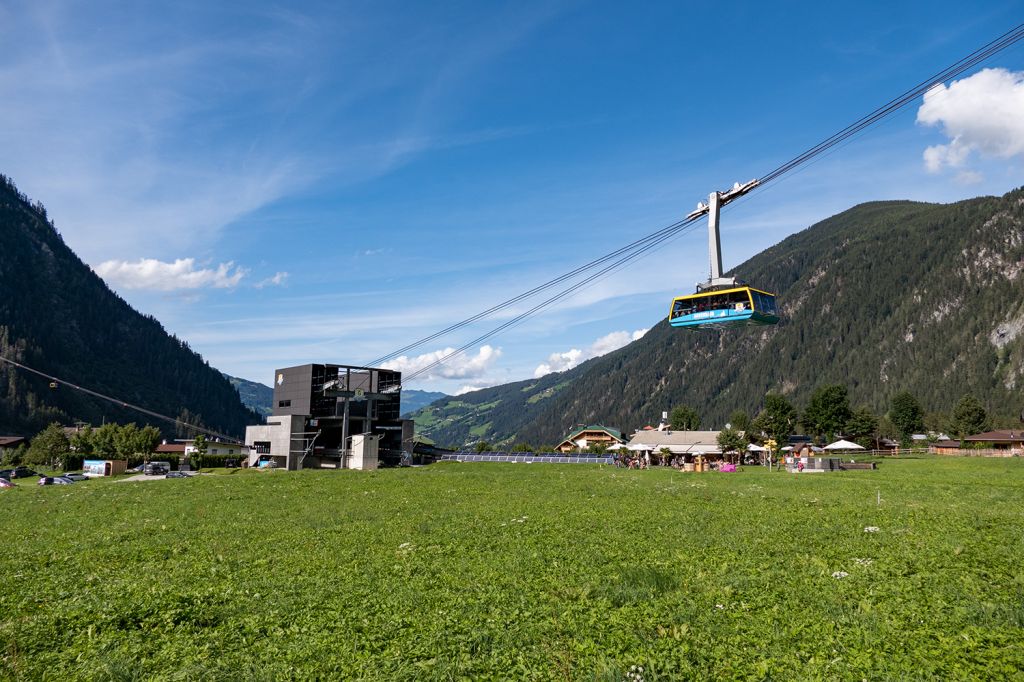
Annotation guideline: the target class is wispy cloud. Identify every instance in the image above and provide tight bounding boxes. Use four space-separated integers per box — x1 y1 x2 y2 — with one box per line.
94 258 247 291
255 272 289 288
534 328 648 378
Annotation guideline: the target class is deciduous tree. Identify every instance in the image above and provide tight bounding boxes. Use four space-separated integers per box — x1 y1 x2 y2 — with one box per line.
802 384 852 443
889 391 924 445
750 393 797 445
845 406 879 448
717 426 746 458
25 422 70 468
950 394 989 439
669 406 701 431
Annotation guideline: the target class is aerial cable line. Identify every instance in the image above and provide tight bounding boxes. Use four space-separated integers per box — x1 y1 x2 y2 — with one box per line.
759 22 1024 185
4 24 1023 421
0 355 241 442
386 21 1024 380
403 215 707 381
364 217 691 367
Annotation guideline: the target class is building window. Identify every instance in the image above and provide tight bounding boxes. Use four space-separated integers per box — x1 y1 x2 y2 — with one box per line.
278 400 291 407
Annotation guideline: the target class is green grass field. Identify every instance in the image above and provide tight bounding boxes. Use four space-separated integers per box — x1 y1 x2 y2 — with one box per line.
2 458 1023 680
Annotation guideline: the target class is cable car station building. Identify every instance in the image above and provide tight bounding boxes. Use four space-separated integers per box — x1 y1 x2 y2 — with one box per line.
244 364 414 470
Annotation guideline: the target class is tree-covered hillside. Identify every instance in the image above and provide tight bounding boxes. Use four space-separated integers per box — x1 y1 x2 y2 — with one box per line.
223 374 273 417
413 188 1024 446
0 175 261 437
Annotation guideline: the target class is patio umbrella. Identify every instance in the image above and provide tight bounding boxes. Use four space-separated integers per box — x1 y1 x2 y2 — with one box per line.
824 439 865 451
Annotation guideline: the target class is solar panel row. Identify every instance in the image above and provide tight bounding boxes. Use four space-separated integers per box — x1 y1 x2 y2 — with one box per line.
439 453 613 465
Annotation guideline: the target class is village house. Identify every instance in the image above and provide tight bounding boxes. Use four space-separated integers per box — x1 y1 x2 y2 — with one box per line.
931 429 1024 456
625 429 723 459
555 425 624 453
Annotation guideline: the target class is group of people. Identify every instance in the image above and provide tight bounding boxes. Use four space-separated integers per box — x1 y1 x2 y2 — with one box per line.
611 451 651 469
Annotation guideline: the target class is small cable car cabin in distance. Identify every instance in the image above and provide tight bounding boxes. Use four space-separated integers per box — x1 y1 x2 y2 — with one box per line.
669 286 779 329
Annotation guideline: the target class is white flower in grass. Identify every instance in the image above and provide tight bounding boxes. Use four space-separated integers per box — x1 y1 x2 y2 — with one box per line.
864 526 880 533
852 557 874 566
832 571 849 579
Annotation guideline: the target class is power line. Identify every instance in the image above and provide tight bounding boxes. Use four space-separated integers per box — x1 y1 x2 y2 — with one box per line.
385 22 1024 381
0 355 241 441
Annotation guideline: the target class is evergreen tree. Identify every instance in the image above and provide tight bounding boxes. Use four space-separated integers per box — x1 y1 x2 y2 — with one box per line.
950 394 989 439
890 391 924 445
669 405 701 430
802 384 852 443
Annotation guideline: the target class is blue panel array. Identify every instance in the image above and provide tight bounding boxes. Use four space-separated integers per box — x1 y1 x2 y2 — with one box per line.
439 452 614 465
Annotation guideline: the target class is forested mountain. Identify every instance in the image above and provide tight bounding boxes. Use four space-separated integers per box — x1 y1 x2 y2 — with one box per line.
400 390 449 417
414 188 1024 447
0 175 262 437
223 374 273 416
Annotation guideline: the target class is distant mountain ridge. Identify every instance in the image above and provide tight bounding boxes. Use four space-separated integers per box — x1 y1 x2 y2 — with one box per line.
412 188 1024 447
0 175 262 437
222 372 446 421
400 390 449 416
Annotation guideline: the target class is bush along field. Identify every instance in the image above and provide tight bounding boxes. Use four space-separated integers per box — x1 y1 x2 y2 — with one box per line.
2 458 1023 680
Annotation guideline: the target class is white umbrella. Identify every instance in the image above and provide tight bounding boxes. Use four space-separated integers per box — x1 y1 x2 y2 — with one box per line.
780 445 794 452
606 443 625 451
747 443 768 452
824 439 865 451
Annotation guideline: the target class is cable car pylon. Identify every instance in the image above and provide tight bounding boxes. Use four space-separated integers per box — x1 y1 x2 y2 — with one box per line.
669 180 780 330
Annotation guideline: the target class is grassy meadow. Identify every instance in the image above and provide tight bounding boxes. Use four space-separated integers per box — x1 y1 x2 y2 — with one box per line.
2 458 1023 680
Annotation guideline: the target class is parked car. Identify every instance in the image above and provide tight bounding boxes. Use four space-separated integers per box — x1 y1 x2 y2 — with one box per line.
63 472 89 482
144 461 172 475
37 476 54 486
165 471 191 479
10 467 38 479
0 477 14 488
52 476 75 485
0 469 12 480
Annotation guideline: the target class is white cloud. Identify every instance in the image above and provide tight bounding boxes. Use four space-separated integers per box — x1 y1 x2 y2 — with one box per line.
255 272 289 288
382 345 501 380
534 328 647 378
454 378 504 396
94 258 247 291
917 68 1024 173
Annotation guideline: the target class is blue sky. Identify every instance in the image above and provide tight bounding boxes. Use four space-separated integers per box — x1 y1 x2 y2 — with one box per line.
3 1 1024 394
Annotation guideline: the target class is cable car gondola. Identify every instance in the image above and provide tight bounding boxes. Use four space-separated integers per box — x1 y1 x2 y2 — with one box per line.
669 180 780 331
670 285 778 329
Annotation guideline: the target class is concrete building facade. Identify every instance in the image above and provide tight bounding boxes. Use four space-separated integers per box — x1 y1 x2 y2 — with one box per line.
245 364 414 470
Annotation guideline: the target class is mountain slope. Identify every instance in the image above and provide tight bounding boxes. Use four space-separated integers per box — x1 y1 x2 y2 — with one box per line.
0 175 262 437
414 188 1024 446
400 390 449 417
224 374 273 417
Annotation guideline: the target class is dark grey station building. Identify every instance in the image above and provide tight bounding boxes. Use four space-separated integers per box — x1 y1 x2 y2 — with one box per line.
244 363 414 470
